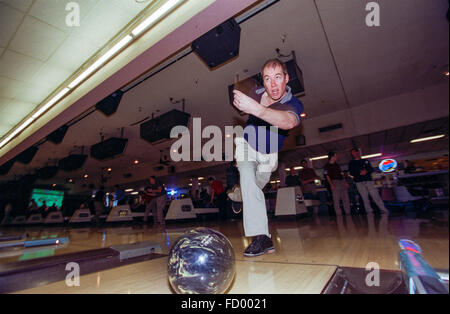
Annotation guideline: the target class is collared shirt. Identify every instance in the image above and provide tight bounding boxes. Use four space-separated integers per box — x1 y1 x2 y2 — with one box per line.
244 86 304 154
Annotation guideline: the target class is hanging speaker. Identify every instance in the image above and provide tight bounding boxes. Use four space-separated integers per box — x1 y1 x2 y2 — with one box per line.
192 19 241 69
16 146 38 164
59 154 88 171
0 158 15 175
47 125 69 144
96 90 124 116
90 137 128 160
37 166 59 180
140 110 190 144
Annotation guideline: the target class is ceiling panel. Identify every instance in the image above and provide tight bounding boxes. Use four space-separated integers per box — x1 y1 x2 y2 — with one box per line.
28 63 73 90
0 49 43 82
368 131 385 149
8 16 67 62
47 34 100 72
0 77 25 99
0 2 24 47
0 0 33 13
29 0 99 32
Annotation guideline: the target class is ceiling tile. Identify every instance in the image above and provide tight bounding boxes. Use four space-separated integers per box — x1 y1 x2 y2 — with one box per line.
48 34 100 72
0 77 25 99
13 81 55 105
9 16 67 61
0 49 43 82
0 3 24 47
29 63 72 90
29 0 99 32
0 98 35 116
71 0 141 47
0 0 33 12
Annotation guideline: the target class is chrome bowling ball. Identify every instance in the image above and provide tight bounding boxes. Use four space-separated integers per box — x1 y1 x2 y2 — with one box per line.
168 227 236 294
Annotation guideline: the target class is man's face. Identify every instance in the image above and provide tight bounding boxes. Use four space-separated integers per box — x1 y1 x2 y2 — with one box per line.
149 178 155 185
352 150 360 159
301 161 308 168
262 64 289 102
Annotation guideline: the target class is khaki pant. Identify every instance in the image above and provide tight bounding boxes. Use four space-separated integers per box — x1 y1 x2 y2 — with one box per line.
144 195 166 224
331 180 351 215
235 137 278 237
356 181 388 213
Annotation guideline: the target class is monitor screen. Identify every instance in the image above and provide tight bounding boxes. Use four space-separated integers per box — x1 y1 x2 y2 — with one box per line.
30 189 64 208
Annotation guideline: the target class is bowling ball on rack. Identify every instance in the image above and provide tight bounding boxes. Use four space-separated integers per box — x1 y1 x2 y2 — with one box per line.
168 227 236 294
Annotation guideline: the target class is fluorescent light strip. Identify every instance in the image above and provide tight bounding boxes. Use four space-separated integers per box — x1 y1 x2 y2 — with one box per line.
132 0 183 36
32 88 71 119
361 153 382 159
0 117 35 148
68 35 133 89
310 155 328 161
410 134 445 143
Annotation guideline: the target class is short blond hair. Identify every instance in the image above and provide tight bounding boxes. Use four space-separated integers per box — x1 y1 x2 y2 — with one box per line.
261 58 288 76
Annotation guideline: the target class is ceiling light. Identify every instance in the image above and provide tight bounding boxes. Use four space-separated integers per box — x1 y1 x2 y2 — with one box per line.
310 155 328 161
361 153 382 159
125 189 134 192
132 0 184 36
84 174 88 178
32 88 71 119
293 166 304 170
410 134 445 143
300 113 307 118
68 35 133 89
134 160 139 164
0 117 35 148
131 191 139 195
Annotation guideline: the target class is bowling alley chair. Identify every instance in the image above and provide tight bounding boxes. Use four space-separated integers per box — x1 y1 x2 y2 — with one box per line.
391 185 430 213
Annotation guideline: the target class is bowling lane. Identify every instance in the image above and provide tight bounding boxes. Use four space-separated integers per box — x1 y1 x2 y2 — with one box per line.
1 212 449 272
14 257 336 294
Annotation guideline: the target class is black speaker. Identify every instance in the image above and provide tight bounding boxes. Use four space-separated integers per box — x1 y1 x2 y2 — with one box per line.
0 158 15 175
37 166 59 180
192 19 241 69
59 154 88 171
47 125 69 144
16 146 38 164
285 59 305 96
96 90 124 116
90 137 128 160
140 110 191 144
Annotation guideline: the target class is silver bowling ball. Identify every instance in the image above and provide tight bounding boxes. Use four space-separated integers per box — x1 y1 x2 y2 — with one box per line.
168 227 236 294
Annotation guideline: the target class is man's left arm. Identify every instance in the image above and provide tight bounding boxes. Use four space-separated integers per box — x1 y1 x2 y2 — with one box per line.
233 90 300 130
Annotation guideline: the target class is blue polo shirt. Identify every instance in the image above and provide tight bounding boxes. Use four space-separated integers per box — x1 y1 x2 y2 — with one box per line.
244 86 304 154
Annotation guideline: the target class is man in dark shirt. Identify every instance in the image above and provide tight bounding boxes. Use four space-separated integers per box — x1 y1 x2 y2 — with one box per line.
232 58 304 257
324 152 350 215
143 176 167 225
348 148 388 214
285 168 300 187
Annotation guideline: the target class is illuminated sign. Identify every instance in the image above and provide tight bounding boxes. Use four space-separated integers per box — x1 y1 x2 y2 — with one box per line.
379 159 397 173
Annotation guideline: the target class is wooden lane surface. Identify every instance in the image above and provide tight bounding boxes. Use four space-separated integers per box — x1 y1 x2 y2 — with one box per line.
14 257 336 294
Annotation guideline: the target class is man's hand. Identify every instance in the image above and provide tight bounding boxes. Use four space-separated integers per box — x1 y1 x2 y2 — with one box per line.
233 90 264 116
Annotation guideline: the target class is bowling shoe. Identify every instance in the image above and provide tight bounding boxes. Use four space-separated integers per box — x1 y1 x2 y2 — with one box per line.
243 235 275 257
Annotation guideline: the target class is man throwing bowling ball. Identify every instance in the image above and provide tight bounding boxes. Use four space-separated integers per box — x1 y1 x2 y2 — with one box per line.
230 59 304 257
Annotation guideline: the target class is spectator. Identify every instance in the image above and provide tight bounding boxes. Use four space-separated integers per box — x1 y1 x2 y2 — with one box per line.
348 148 388 214
298 159 320 199
324 152 351 216
285 168 300 187
208 177 227 220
